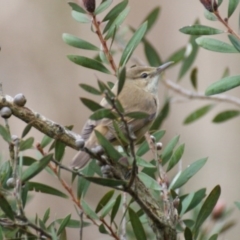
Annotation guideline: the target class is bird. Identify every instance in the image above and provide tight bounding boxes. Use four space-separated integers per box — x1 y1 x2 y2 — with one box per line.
71 62 173 169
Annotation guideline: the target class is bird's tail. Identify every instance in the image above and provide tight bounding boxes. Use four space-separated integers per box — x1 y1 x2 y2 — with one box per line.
70 150 91 169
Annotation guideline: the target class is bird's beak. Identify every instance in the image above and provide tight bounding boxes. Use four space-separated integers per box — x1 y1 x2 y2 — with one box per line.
156 61 174 74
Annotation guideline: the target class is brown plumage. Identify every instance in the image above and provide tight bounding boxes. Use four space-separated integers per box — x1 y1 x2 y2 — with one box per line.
71 62 173 169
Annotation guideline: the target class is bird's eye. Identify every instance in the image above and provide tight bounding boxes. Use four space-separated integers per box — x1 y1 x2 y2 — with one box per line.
141 73 148 78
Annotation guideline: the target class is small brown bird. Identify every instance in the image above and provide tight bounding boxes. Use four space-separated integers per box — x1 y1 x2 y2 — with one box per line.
71 62 173 169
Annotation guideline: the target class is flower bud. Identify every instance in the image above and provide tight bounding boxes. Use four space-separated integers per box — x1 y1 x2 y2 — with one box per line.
156 142 163 150
0 107 12 119
6 178 16 188
13 93 27 106
83 0 95 13
212 199 226 220
200 0 218 12
75 138 85 149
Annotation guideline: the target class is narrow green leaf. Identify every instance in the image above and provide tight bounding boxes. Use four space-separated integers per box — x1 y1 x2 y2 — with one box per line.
22 156 36 166
95 0 113 15
204 10 218 21
208 234 218 240
150 99 170 131
68 2 86 13
161 135 180 165
184 227 193 240
84 176 126 187
0 124 11 142
19 137 34 151
21 182 29 208
193 185 221 235
0 193 14 220
96 190 114 213
137 157 155 168
228 0 240 17
82 199 99 220
28 182 68 198
57 214 71 235
167 144 185 172
55 219 89 228
40 135 53 148
63 34 99 50
212 110 240 123
99 224 109 234
143 40 161 66
103 0 128 22
111 194 121 223
55 141 65 162
142 7 161 33
125 111 149 119
184 104 214 124
136 130 165 156
117 66 126 95
80 98 103 111
205 75 240 95
79 83 101 95
218 0 223 6
228 34 240 52
196 37 239 53
43 208 50 223
68 56 111 74
21 124 32 138
235 201 240 210
180 25 223 35
129 208 146 240
138 172 161 191
112 121 129 144
222 67 230 78
95 130 122 161
90 108 116 120
21 154 53 182
170 158 208 190
100 199 116 218
119 21 148 66
71 11 91 23
190 67 198 90
167 47 186 65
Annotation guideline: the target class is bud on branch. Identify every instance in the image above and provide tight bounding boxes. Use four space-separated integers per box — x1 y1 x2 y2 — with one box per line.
83 0 95 13
199 0 218 12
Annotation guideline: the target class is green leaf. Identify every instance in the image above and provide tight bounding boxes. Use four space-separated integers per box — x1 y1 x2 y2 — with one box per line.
21 124 32 138
137 156 155 168
205 75 240 95
104 7 130 39
190 67 198 90
22 156 37 166
68 2 86 13
55 219 89 228
96 190 114 213
196 37 239 53
170 158 207 190
184 227 193 240
222 67 230 78
143 40 161 66
0 193 14 220
0 124 11 142
138 172 161 191
28 182 68 198
68 56 111 74
235 201 240 210
208 234 218 240
21 154 53 182
99 224 109 234
62 34 99 50
43 208 50 223
142 7 160 33
80 98 103 111
103 0 128 22
117 66 126 95
136 130 165 156
129 208 146 240
167 144 185 172
193 185 221 235
212 110 240 123
125 111 149 119
100 199 116 218
71 11 91 23
119 22 148 66
19 137 34 151
179 20 199 80
77 161 95 198
167 47 186 65
228 0 240 17
184 104 214 124
55 141 65 162
95 130 122 161
150 99 170 131
112 121 129 144
111 194 121 223
82 199 99 220
161 135 180 165
79 83 101 95
204 10 218 21
84 176 126 188
228 34 240 52
180 25 223 35
90 108 116 120
218 0 223 6
95 0 113 15
40 135 53 148
57 214 71 236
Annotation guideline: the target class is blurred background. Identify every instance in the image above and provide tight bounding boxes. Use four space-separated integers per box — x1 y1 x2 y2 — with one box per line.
0 0 240 239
